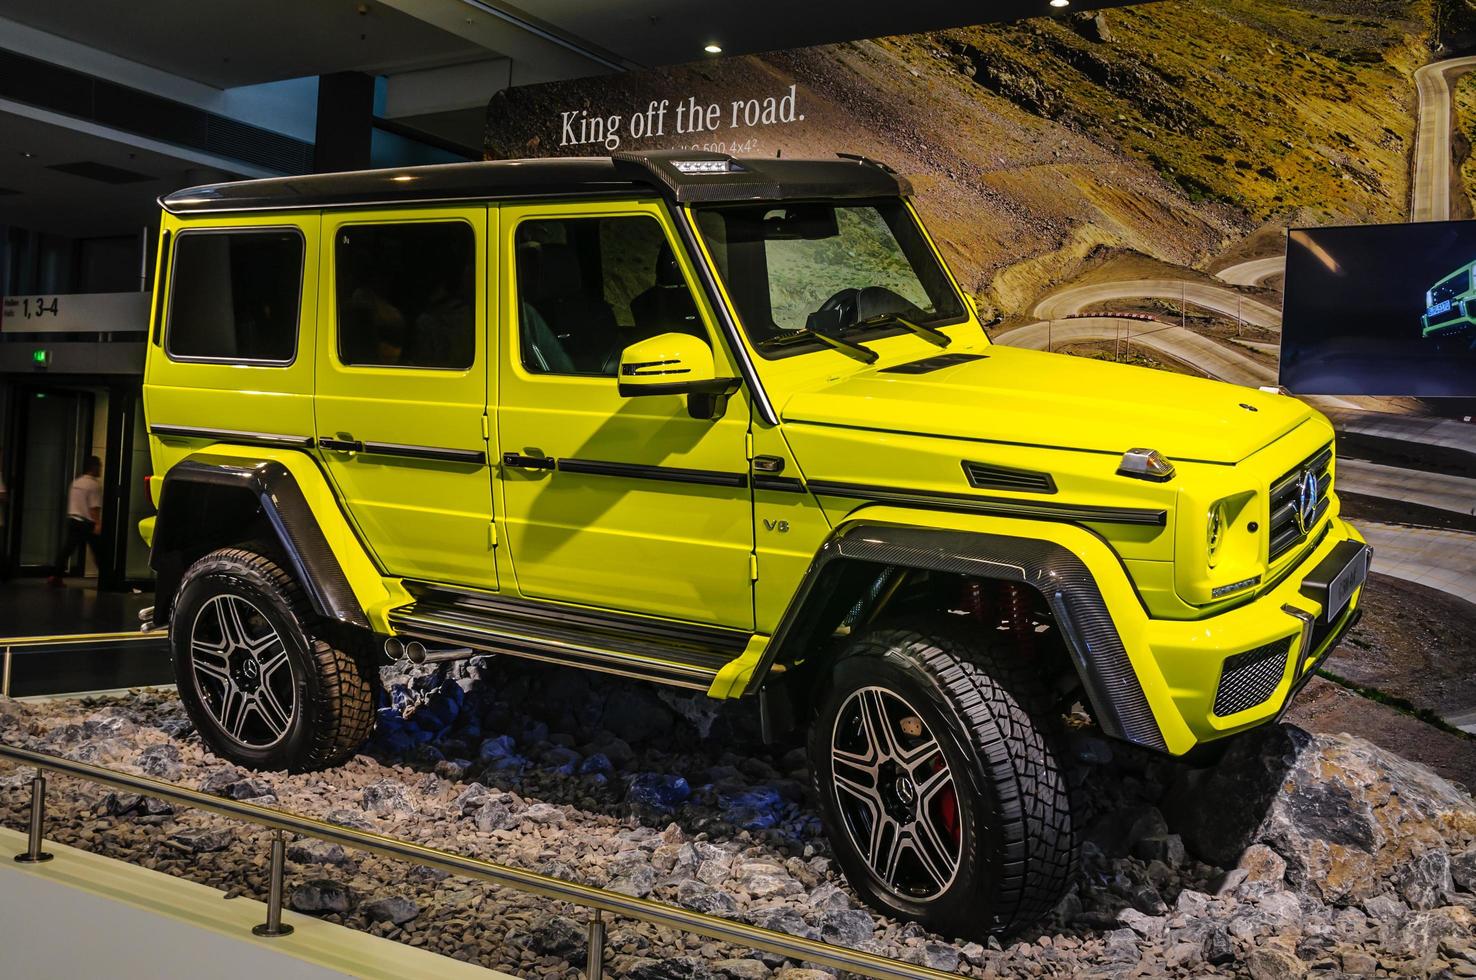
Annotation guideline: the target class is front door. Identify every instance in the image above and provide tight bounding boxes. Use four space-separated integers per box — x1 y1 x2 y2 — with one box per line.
314 207 497 589
496 200 753 628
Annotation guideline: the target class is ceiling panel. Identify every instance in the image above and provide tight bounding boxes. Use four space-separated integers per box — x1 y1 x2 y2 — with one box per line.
0 112 231 237
505 0 1147 69
0 0 491 87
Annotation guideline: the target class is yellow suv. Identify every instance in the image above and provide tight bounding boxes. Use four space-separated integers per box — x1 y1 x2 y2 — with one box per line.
140 151 1368 937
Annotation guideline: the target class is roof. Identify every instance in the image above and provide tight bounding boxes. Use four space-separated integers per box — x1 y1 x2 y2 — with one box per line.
159 151 912 215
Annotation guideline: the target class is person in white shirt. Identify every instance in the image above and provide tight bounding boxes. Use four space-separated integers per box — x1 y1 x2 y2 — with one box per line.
49 455 102 587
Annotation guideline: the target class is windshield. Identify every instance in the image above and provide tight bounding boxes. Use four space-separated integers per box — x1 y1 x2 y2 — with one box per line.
693 199 966 354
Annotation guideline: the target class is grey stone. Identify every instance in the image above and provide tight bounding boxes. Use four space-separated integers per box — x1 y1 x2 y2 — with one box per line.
452 782 491 815
1397 849 1454 910
164 827 231 854
1205 925 1235 965
528 914 584 957
713 960 768 980
677 879 739 916
1169 725 1476 906
361 780 414 815
610 864 657 898
286 839 350 866
1245 946 1307 980
474 801 516 832
522 802 565 826
1391 907 1476 966
1104 927 1141 963
819 907 875 945
362 896 420 925
1132 833 1186 866
1118 907 1164 938
290 878 355 915
135 743 183 780
904 942 960 972
1453 846 1476 893
1239 843 1288 885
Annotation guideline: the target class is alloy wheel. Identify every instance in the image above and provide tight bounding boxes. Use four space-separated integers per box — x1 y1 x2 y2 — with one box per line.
830 686 963 900
189 594 298 749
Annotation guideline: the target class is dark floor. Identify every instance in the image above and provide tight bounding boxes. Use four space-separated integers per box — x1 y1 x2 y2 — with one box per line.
0 576 152 638
0 578 171 696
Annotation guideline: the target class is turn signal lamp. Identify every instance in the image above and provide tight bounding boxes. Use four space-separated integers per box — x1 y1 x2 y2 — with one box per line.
1116 448 1175 482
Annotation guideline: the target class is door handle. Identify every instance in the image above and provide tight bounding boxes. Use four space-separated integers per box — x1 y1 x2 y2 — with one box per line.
502 452 555 470
319 437 363 453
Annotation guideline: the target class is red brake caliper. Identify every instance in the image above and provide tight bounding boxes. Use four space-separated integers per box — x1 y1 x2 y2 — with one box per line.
932 756 960 845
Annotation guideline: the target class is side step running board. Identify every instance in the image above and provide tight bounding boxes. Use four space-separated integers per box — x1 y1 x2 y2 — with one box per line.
387 587 752 691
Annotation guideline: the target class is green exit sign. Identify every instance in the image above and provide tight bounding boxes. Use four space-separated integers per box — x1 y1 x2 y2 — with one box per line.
31 349 50 368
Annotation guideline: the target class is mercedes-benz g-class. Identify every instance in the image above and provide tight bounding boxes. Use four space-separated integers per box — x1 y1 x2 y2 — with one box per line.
140 151 1368 937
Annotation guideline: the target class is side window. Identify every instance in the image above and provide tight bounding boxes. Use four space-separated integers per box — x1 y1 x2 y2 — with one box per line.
166 230 302 363
516 215 707 377
335 222 475 370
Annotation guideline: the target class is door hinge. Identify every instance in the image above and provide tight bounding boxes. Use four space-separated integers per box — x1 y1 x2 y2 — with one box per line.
749 553 759 581
488 520 498 548
481 414 490 440
745 431 754 460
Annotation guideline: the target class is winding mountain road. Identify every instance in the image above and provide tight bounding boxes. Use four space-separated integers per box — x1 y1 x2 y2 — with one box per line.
994 317 1275 386
1215 256 1285 287
1031 279 1282 330
1412 55 1476 222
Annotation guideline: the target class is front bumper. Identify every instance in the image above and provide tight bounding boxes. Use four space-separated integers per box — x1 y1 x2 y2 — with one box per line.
1135 517 1368 751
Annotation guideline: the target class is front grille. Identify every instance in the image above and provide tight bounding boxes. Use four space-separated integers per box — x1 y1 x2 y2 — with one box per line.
1429 273 1469 306
1213 637 1294 716
1268 444 1333 563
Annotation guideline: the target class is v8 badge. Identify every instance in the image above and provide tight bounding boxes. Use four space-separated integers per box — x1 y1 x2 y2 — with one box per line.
763 519 790 533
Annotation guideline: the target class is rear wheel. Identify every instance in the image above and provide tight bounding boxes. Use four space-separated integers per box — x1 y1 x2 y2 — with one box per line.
171 548 374 772
808 624 1077 938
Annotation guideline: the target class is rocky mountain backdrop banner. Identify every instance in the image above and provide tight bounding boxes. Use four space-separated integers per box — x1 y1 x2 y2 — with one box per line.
486 0 1476 413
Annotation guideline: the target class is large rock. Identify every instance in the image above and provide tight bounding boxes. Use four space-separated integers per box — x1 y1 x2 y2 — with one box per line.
1168 725 1476 906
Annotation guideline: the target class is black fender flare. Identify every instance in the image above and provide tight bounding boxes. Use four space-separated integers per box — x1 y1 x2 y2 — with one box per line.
150 455 369 630
754 521 1166 751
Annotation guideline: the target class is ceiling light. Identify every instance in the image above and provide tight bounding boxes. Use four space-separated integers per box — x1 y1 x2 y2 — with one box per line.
391 174 415 182
1050 0 1070 6
704 42 723 54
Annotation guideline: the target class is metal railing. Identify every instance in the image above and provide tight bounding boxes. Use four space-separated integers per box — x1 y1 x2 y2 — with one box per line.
1 631 168 698
0 742 955 980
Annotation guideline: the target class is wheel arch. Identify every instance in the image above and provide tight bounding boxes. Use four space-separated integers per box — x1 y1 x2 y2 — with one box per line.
755 518 1167 752
151 451 376 631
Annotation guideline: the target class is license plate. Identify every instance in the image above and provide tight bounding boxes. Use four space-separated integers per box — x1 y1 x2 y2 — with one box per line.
1429 299 1453 316
1325 546 1368 622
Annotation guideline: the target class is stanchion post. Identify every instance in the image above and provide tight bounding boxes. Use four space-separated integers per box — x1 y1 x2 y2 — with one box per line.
14 772 53 863
3 645 12 699
253 830 294 937
586 908 606 980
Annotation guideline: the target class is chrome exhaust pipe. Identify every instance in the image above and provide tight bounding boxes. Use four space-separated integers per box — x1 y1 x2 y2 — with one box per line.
385 636 474 665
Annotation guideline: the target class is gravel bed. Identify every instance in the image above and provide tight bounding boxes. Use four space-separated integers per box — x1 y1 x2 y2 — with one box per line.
2 653 1475 979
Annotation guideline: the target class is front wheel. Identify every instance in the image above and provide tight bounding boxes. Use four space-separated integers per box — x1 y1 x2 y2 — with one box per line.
171 547 374 772
807 625 1077 938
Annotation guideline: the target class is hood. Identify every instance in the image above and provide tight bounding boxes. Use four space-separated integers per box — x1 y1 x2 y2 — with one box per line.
780 345 1313 464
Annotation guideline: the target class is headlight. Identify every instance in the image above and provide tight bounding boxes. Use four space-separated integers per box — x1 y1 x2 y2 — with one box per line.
1207 499 1229 567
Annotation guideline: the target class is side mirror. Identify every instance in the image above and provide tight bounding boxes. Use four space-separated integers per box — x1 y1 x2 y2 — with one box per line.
618 332 740 421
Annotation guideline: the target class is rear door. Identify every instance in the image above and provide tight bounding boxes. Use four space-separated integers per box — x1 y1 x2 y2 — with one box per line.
314 207 497 589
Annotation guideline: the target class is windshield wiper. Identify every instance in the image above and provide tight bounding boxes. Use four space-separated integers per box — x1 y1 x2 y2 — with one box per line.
853 313 952 348
762 323 879 363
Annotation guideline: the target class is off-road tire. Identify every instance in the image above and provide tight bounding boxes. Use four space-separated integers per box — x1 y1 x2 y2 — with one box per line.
807 623 1077 938
171 547 374 772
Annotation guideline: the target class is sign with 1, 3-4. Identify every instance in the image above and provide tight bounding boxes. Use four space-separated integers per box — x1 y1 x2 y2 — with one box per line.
0 292 149 334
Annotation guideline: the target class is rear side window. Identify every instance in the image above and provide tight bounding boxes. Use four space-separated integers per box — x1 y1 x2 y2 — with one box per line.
335 222 475 370
166 230 303 363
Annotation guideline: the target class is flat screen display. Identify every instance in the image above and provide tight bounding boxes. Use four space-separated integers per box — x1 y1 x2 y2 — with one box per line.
1281 220 1476 397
